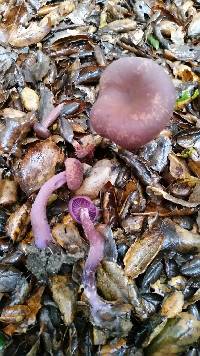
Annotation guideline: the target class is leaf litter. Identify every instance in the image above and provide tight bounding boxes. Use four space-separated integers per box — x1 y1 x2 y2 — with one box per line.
0 0 200 355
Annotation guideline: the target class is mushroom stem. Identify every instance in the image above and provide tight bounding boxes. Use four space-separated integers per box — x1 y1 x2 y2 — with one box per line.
68 196 113 325
34 103 64 138
31 171 67 249
31 158 83 248
42 103 64 128
80 208 104 288
80 208 110 319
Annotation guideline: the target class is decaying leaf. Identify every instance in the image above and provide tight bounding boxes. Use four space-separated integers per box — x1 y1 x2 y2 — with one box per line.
14 138 64 195
76 159 117 199
184 289 200 308
8 1 76 47
101 181 119 227
0 110 35 155
99 338 127 355
26 248 71 283
97 261 132 303
169 152 190 179
97 260 151 320
0 266 23 293
0 305 30 324
6 202 31 242
52 214 87 261
102 19 136 33
0 180 17 205
1 0 200 352
161 291 184 318
165 45 200 62
188 13 200 38
139 135 172 173
124 228 164 279
145 313 200 355
50 275 77 326
180 255 200 277
162 218 200 253
189 184 200 203
147 185 200 208
3 287 44 336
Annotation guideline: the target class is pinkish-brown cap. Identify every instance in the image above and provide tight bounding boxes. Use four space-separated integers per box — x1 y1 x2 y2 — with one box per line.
90 57 176 150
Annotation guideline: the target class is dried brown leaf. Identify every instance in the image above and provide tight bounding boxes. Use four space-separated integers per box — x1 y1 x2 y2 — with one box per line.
0 305 30 324
8 1 76 47
51 275 77 325
14 138 64 195
6 202 31 242
145 313 200 355
161 291 184 318
76 159 116 199
162 218 200 253
99 339 127 356
0 180 17 205
169 152 190 179
147 185 200 208
52 214 87 260
3 287 44 336
0 111 35 155
124 228 164 278
188 160 200 179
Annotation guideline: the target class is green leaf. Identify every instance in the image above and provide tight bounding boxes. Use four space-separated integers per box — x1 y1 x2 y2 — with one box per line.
147 35 160 50
191 88 199 100
178 147 196 158
176 89 191 104
176 88 200 109
0 334 5 351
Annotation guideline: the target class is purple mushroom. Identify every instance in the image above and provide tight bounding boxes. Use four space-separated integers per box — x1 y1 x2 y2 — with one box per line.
31 158 83 249
34 103 64 138
68 196 113 325
65 158 83 191
72 140 95 159
90 57 176 150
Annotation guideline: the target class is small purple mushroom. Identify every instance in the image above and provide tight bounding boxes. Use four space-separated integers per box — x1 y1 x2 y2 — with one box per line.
68 196 98 224
72 140 95 159
69 196 112 323
31 158 83 249
34 103 64 138
65 158 83 191
90 57 176 150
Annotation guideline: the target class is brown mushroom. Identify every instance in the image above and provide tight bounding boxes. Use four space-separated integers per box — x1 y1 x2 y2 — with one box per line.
90 57 176 150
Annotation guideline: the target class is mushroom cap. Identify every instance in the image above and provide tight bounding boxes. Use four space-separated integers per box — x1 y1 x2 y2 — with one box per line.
68 196 98 224
65 158 83 191
90 57 176 150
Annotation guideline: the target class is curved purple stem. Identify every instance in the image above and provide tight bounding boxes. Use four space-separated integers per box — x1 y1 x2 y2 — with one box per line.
68 196 114 325
34 103 64 138
33 123 50 139
31 158 83 249
80 208 104 288
80 208 112 321
31 171 67 248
